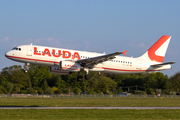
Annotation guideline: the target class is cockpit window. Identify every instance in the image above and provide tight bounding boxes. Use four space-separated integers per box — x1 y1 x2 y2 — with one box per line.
12 47 17 50
12 47 21 51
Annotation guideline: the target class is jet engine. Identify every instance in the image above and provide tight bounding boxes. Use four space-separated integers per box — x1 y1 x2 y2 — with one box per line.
60 61 81 72
49 66 69 75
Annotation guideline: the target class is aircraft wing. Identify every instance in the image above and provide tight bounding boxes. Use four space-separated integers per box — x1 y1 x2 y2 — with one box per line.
151 62 176 67
76 50 127 69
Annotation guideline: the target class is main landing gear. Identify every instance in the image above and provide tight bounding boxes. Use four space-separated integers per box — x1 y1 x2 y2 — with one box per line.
77 74 83 81
24 63 30 73
77 74 91 81
85 74 91 80
77 68 91 81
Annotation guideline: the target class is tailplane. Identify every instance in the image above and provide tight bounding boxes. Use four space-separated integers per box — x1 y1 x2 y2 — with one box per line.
139 35 171 63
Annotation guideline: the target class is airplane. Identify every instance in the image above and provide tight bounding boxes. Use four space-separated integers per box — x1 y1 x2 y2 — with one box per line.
5 35 175 80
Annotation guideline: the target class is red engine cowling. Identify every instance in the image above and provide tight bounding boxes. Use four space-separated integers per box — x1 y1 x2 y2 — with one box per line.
50 66 69 75
60 61 81 72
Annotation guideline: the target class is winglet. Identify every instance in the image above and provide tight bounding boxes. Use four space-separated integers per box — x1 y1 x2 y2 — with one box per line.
122 50 127 55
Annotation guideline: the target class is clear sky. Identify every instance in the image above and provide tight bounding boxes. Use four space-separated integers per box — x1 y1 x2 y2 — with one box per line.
0 0 179 77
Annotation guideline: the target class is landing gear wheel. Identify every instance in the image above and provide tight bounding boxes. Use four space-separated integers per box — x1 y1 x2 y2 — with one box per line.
24 63 30 73
85 74 91 80
77 76 83 81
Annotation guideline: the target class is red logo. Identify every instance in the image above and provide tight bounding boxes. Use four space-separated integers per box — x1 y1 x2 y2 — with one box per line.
148 35 170 63
34 47 81 60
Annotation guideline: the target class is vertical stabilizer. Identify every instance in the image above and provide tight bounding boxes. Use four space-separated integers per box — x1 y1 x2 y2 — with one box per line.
138 35 171 63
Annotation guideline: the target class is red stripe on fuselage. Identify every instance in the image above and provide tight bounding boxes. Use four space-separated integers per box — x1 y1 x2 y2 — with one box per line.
102 67 158 72
5 55 158 72
5 55 58 64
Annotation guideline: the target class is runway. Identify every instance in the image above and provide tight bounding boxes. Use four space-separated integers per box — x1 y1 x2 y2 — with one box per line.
1 107 180 109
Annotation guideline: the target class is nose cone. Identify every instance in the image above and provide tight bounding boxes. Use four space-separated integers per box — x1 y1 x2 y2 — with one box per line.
5 51 11 58
5 51 8 57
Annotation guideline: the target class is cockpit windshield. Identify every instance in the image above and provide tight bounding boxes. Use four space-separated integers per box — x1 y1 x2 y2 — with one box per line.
12 47 21 51
12 47 17 50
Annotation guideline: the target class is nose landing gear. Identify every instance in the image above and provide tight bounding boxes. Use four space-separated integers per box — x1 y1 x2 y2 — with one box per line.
24 63 30 73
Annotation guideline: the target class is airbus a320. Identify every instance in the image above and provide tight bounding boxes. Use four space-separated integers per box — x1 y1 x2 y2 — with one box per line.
5 35 175 80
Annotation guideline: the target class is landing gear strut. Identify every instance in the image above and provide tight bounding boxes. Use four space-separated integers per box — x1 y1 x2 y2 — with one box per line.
84 68 91 80
24 63 30 73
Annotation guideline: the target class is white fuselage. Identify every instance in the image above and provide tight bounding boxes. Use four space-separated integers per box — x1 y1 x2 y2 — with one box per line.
5 45 172 74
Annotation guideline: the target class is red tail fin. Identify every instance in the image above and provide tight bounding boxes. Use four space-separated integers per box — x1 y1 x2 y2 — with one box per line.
139 35 171 63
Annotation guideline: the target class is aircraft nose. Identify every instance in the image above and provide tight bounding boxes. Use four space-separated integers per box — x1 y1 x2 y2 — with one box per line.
5 51 8 57
5 51 11 58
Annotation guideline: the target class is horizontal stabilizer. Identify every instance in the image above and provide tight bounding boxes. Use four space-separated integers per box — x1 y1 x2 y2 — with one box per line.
151 62 175 67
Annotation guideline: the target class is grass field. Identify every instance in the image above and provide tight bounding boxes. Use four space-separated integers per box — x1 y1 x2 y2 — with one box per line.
1 97 180 120
0 109 180 120
0 97 180 107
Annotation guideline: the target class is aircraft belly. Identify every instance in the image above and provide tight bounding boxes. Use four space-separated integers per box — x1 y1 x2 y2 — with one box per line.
90 67 104 72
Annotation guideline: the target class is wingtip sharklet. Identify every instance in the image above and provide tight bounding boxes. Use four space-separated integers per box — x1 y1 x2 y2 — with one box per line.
122 50 127 55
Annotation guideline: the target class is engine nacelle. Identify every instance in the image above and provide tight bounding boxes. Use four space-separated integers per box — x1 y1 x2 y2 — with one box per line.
49 66 69 75
60 61 81 72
